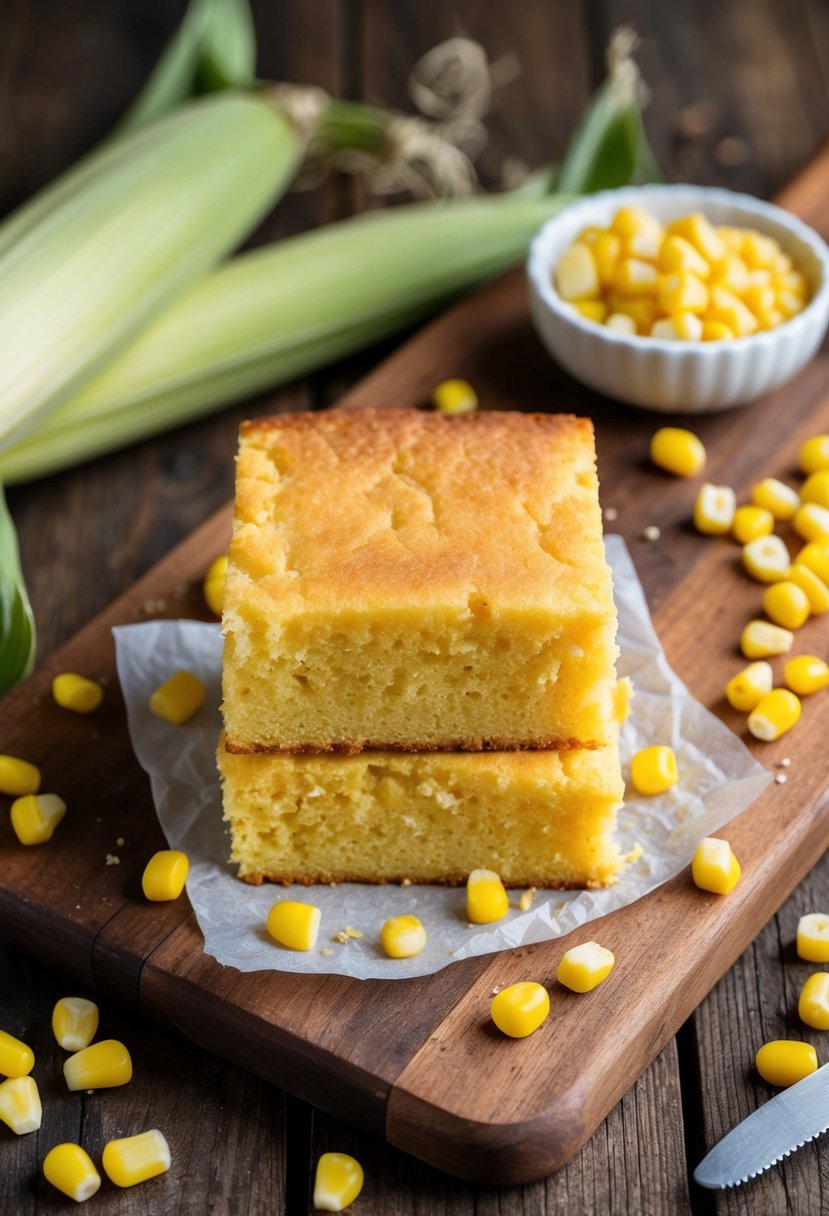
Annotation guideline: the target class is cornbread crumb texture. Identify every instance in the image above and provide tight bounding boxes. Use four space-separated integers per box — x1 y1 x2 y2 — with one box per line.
223 408 620 752
218 739 624 890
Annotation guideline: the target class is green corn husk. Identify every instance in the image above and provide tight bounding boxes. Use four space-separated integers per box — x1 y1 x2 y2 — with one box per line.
0 91 300 452
0 485 35 694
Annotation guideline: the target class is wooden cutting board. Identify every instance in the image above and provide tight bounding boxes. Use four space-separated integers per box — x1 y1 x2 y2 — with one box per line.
2 149 829 1186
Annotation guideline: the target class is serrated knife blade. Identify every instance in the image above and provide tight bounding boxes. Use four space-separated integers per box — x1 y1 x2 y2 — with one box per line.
694 1061 829 1188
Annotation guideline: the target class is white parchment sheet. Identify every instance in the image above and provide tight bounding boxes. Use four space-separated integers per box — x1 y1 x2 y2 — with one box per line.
114 536 771 979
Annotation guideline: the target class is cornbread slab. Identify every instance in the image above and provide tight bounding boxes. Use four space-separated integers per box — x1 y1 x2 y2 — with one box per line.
222 408 621 753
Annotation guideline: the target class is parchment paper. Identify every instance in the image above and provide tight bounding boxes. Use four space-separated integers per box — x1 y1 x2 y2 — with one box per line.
114 536 771 979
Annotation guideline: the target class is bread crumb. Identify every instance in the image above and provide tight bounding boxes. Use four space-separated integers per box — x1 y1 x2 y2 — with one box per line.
105 854 120 866
333 926 363 943
604 507 618 522
320 947 334 957
115 837 125 847
642 525 661 541
774 773 788 785
400 877 412 887
624 842 644 863
518 887 536 912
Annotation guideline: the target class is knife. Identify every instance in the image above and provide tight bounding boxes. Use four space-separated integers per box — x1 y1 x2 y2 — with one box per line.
694 1062 829 1188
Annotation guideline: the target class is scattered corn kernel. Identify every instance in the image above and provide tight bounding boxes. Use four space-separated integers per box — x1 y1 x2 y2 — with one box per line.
794 502 829 543
52 673 103 714
142 850 190 901
557 941 615 993
266 900 321 951
787 563 829 614
741 535 791 583
490 981 550 1038
740 620 794 659
750 477 800 521
0 1075 41 1134
762 580 810 630
732 505 774 545
725 661 774 712
797 913 829 962
630 745 678 796
64 1039 133 1091
798 973 829 1031
380 914 427 959
650 427 706 478
701 318 734 341
313 1152 364 1212
10 792 66 846
784 655 829 696
0 1028 34 1079
43 1143 102 1203
102 1129 171 1188
756 1039 818 1088
694 483 736 534
691 837 741 895
747 688 802 741
0 754 40 797
149 670 206 725
796 541 829 585
800 435 829 475
554 242 599 301
802 469 829 510
573 300 608 324
466 869 509 924
605 311 637 335
203 554 228 617
432 378 478 414
53 997 99 1052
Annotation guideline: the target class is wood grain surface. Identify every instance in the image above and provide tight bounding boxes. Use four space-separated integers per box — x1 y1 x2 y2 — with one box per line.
2 1 829 1212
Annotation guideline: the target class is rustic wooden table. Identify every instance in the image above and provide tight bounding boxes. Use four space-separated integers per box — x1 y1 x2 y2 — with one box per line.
2 1 829 1212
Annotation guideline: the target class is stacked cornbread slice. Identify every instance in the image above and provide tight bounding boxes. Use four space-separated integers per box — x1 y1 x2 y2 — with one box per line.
218 408 626 888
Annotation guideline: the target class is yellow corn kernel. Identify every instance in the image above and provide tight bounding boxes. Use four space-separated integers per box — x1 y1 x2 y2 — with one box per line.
10 793 66 846
554 242 599 301
747 688 801 741
725 661 774 712
802 470 829 510
630 745 678 796
776 290 805 319
798 913 829 962
691 837 741 895
266 900 321 951
751 477 800 521
64 1039 133 1091
731 505 774 544
717 225 746 252
0 1028 34 1078
710 251 751 293
466 868 509 924
612 205 662 240
667 212 727 263
708 287 759 337
742 231 780 270
142 849 190 901
313 1152 364 1212
798 973 829 1031
799 435 829 475
740 620 794 659
657 270 708 315
0 1075 41 1134
203 554 228 617
784 655 829 696
787 563 829 614
741 534 791 583
490 981 550 1039
775 269 809 298
0 754 40 797
694 483 736 534
557 941 615 993
701 319 735 341
572 300 608 324
380 914 426 959
742 283 776 317
649 427 706 477
605 312 637 335
650 312 703 341
744 268 773 290
762 580 810 630
796 541 829 585
626 226 663 261
102 1129 171 1188
756 1040 818 1088
432 378 478 415
592 231 621 286
52 672 103 714
794 502 829 543
52 997 99 1052
614 257 659 296
755 305 786 332
657 234 710 278
606 293 659 332
576 226 604 246
149 670 206 725
43 1143 102 1203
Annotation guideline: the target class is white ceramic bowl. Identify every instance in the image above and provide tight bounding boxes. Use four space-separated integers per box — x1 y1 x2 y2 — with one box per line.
527 184 829 413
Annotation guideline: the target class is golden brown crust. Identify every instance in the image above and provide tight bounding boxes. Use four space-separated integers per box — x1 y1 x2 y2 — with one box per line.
223 733 597 755
237 869 610 890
